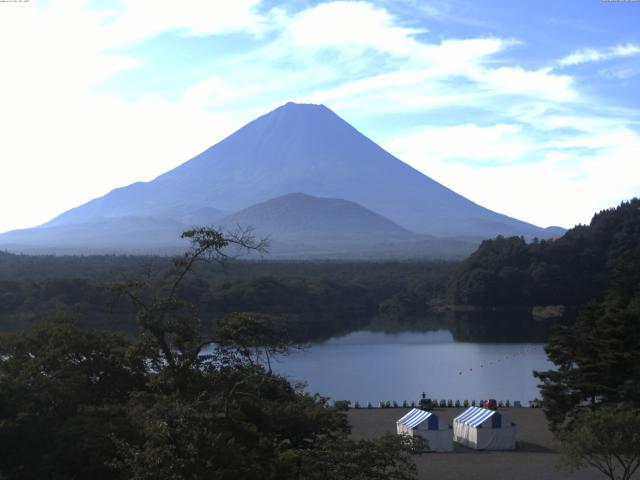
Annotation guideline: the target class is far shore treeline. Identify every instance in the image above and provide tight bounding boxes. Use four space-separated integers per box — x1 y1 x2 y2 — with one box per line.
0 253 455 342
0 199 638 344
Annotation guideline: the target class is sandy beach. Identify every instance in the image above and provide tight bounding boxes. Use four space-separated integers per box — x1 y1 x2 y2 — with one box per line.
348 407 609 480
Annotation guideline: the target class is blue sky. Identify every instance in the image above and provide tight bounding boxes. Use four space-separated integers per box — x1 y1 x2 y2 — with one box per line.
0 0 639 233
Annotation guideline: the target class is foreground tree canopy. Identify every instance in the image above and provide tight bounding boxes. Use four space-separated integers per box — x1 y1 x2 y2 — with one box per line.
558 406 640 480
525 200 640 479
0 228 421 480
530 200 640 430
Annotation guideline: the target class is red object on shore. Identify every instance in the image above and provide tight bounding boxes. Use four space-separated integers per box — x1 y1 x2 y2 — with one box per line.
482 399 498 410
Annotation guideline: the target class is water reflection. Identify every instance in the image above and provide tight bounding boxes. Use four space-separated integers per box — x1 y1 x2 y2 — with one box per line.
448 312 555 343
368 309 562 343
325 329 454 345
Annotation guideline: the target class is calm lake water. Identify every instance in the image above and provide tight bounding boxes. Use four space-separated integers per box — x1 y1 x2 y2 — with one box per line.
272 330 553 405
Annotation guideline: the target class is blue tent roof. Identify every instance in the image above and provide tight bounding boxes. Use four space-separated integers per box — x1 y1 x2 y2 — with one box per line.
397 408 434 429
454 407 502 428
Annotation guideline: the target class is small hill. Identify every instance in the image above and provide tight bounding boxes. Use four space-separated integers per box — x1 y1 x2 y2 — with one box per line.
218 193 478 259
219 193 410 237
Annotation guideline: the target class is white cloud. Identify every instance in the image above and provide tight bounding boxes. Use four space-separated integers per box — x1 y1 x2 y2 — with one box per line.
282 9 577 110
385 124 529 164
385 118 640 228
181 77 241 108
106 0 264 45
559 43 640 66
474 67 578 102
168 6 513 117
287 1 422 56
418 37 507 66
0 2 138 93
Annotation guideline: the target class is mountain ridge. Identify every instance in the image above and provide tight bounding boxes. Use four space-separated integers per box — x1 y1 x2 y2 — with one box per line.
43 102 557 237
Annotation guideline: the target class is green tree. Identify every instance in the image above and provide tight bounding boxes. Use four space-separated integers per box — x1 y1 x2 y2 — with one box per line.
558 406 640 480
0 316 148 480
535 301 640 430
529 201 640 480
113 226 269 377
214 312 291 373
290 433 426 480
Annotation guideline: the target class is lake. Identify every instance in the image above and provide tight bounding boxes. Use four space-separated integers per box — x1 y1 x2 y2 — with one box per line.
272 330 553 405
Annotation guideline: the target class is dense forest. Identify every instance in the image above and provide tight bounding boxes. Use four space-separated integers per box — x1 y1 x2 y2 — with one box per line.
448 199 640 308
0 251 454 341
529 200 640 416
380 198 640 343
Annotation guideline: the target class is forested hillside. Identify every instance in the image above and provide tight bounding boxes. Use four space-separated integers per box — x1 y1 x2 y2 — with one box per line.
448 199 640 307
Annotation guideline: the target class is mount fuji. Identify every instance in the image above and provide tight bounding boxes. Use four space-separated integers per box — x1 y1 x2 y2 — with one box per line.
0 102 563 257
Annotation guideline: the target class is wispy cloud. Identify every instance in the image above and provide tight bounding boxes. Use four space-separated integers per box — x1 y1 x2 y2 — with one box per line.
600 65 640 80
105 0 265 45
285 1 423 56
558 43 640 66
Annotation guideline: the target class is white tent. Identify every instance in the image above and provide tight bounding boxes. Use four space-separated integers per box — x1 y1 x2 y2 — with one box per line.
396 408 453 452
453 406 516 450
